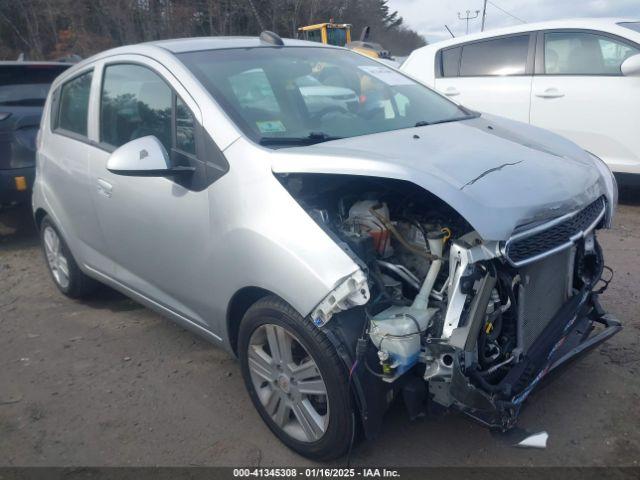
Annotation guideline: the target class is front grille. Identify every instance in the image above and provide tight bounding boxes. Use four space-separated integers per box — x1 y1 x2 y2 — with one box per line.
505 196 606 266
517 249 572 353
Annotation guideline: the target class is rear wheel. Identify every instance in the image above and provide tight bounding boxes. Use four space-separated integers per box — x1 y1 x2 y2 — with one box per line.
238 296 355 460
40 216 97 298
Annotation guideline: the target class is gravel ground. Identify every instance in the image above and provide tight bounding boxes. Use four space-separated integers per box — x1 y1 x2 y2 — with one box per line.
1 189 639 467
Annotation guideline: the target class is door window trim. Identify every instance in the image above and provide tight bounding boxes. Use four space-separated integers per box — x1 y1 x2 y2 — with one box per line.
97 60 198 156
435 32 536 78
534 28 640 76
172 94 199 158
95 60 230 191
435 46 462 79
51 67 95 144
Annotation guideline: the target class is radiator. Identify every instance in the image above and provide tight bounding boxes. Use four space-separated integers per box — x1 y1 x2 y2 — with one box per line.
516 248 573 353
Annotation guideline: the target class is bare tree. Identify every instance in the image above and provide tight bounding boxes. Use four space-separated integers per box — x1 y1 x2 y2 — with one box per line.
0 0 425 60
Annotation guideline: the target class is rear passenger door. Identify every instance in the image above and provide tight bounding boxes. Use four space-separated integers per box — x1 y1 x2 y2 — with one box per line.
530 30 640 174
434 33 535 122
45 69 110 269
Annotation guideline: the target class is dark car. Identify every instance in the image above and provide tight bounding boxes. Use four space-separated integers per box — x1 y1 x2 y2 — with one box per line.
0 61 70 206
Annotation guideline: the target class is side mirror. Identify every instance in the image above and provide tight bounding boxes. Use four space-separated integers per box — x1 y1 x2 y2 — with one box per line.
106 136 193 176
621 53 640 77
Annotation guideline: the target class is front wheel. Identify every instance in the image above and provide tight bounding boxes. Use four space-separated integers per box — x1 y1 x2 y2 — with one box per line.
238 296 356 460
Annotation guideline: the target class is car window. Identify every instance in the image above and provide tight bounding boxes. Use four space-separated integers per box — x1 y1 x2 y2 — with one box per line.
179 47 468 146
175 96 196 155
57 71 92 137
545 32 639 75
460 35 530 76
302 29 322 43
326 27 347 46
441 47 461 77
100 64 172 151
0 65 68 107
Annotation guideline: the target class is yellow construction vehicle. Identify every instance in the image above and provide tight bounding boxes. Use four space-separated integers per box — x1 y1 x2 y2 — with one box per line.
298 21 352 47
298 22 392 60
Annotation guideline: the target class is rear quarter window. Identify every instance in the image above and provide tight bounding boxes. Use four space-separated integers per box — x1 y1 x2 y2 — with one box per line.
55 71 93 137
441 47 461 77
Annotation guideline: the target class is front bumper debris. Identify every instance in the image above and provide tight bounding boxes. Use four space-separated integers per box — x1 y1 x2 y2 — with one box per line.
451 290 622 429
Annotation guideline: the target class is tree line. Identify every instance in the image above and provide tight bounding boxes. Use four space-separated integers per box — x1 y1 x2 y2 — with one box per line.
0 0 426 61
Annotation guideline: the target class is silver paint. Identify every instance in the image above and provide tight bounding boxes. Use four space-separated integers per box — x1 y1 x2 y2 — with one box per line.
33 37 616 358
106 136 170 173
271 114 615 242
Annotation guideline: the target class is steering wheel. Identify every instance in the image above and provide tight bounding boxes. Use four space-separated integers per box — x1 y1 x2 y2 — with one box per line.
358 102 387 120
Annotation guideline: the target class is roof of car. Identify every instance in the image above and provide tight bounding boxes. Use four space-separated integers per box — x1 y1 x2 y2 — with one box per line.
146 36 335 53
423 17 639 50
49 35 341 85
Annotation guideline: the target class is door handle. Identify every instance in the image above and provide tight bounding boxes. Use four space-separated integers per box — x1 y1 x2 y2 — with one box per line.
443 87 460 96
535 88 564 98
97 178 113 198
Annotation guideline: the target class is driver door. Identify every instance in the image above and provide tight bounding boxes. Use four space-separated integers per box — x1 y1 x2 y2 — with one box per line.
88 58 212 327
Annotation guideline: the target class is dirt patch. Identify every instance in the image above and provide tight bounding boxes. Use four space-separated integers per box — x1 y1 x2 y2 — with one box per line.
1 197 640 466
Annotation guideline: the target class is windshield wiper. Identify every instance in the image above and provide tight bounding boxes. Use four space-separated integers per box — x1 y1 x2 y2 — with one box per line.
414 112 480 128
259 132 343 146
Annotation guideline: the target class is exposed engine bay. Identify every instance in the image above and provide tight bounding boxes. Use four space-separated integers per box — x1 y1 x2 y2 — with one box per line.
279 173 621 431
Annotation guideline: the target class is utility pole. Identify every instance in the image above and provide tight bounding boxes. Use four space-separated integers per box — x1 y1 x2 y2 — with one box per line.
458 9 480 35
481 0 488 31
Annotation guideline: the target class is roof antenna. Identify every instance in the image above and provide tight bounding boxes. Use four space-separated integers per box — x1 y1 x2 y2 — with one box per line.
445 25 455 38
260 31 284 46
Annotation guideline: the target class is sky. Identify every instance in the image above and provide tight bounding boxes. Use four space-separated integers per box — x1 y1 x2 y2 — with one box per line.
386 0 640 43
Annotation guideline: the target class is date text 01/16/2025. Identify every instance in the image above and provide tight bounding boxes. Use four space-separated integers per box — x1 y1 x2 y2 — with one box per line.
232 468 401 478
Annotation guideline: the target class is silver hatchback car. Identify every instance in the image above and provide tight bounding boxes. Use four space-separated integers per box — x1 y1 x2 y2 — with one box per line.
34 32 620 459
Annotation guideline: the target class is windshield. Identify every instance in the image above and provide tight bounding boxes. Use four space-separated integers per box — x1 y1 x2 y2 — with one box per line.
178 47 471 147
619 21 640 33
0 65 68 107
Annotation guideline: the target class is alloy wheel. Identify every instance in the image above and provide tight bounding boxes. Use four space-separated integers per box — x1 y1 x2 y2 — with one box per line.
43 226 70 289
247 323 329 443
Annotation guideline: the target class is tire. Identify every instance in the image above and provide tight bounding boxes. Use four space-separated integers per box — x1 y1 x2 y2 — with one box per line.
40 215 97 298
238 296 356 460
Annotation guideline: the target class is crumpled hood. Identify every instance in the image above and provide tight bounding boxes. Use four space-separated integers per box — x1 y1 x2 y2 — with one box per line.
271 115 610 241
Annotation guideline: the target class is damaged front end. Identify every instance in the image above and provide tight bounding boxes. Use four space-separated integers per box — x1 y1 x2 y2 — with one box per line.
280 173 621 437
424 214 622 429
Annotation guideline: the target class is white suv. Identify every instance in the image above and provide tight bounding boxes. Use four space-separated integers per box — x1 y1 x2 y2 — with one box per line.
402 18 640 180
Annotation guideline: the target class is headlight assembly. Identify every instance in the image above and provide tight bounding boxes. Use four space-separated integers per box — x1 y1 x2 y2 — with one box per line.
588 152 617 225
